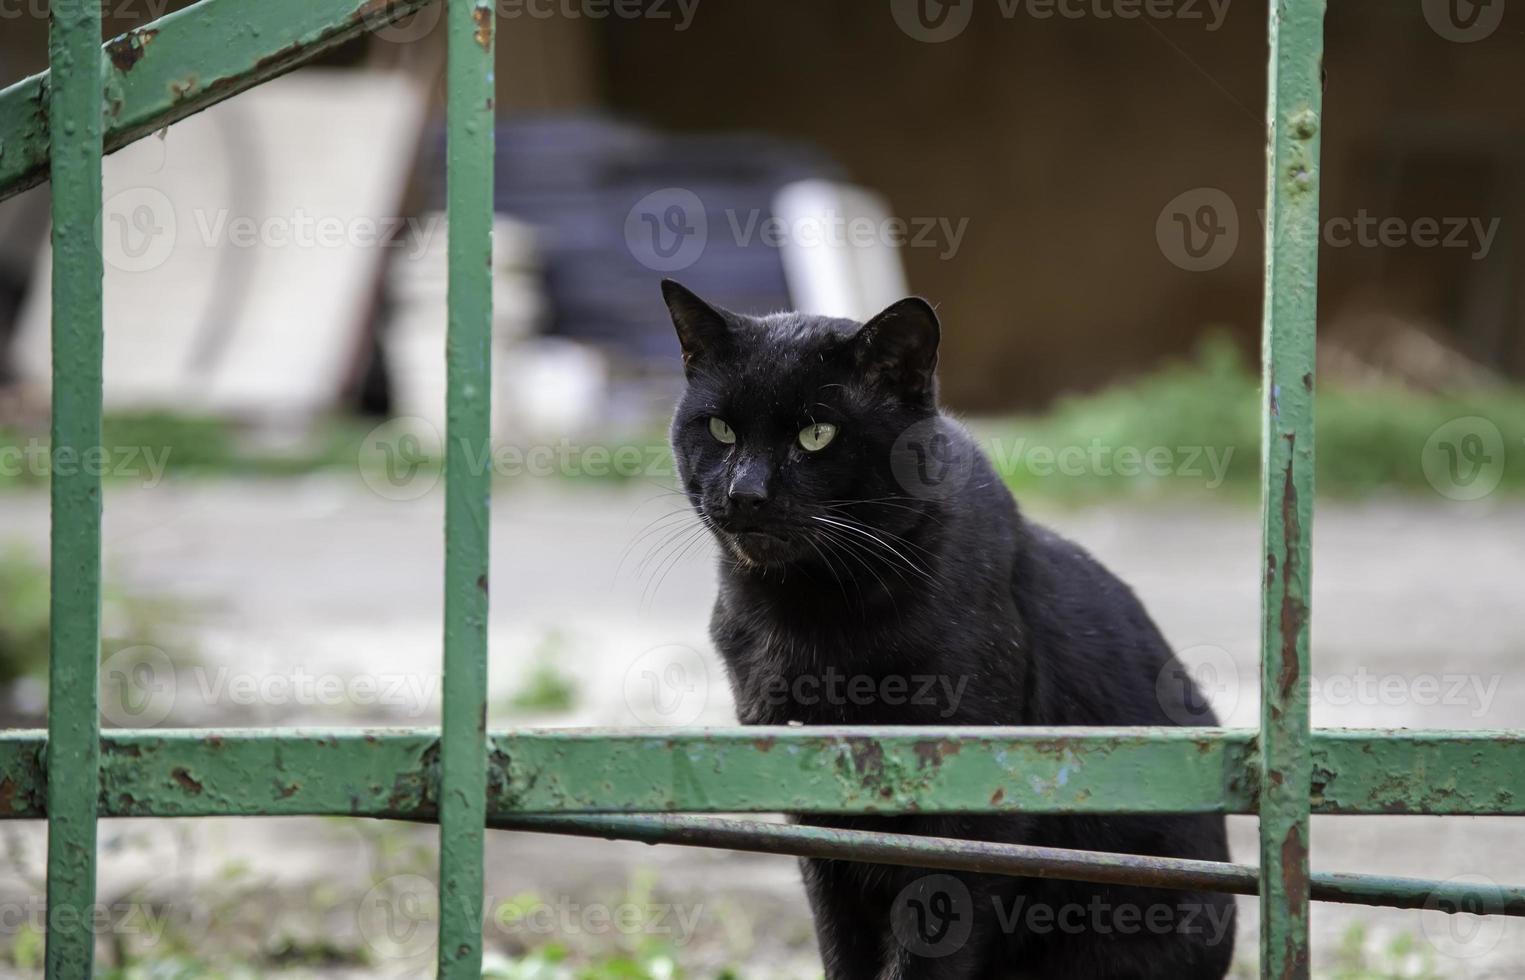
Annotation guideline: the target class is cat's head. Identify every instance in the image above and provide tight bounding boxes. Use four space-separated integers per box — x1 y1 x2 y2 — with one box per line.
663 279 942 570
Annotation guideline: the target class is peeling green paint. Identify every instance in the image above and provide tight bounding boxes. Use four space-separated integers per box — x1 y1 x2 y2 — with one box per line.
0 0 440 203
44 0 104 974
1259 3 1326 975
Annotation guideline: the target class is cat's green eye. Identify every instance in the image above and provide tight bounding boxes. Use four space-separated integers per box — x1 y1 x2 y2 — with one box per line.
709 417 737 445
798 422 838 452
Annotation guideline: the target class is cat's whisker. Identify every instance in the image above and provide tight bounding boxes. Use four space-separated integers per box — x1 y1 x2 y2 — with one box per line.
640 520 712 608
810 515 935 582
633 518 706 581
617 509 699 580
817 507 941 561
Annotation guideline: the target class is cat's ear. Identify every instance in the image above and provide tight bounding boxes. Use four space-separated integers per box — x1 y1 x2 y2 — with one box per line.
662 279 730 373
854 297 941 399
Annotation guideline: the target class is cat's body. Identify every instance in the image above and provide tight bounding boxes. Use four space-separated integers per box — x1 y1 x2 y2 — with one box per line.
664 281 1235 979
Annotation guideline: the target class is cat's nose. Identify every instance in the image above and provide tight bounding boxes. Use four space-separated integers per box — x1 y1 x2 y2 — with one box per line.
727 486 768 514
726 461 771 515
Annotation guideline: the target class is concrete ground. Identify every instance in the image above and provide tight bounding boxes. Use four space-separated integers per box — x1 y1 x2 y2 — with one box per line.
0 476 1522 977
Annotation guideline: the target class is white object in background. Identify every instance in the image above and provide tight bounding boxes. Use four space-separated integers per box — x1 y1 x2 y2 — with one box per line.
15 69 431 423
496 338 610 442
383 213 542 446
772 179 911 321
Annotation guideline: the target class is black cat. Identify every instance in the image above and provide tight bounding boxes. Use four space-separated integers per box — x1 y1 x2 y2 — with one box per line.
662 280 1235 980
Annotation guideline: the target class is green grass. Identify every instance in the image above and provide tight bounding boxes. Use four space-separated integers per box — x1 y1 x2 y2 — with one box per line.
4 342 1520 504
978 336 1525 503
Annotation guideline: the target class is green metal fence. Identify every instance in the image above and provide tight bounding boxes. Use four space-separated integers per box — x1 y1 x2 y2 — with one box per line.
0 0 1520 976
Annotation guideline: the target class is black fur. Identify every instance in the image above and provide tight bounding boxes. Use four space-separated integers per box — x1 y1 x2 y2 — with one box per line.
663 280 1235 980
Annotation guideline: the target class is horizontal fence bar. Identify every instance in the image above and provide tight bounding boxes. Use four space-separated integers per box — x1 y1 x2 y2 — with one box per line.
3 728 1524 818
0 0 438 203
495 814 1525 918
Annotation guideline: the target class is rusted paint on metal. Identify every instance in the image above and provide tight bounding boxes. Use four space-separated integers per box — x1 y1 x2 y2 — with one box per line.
0 727 1523 820
1258 2 1325 974
0 0 442 203
472 4 493 50
495 813 1525 920
170 767 204 794
105 28 158 73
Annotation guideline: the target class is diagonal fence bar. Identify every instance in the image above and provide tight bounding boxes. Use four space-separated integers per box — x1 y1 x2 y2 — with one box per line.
1259 0 1326 976
437 0 496 975
494 813 1525 918
0 0 439 203
43 0 106 975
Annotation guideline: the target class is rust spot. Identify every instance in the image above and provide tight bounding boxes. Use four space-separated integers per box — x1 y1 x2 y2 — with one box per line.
1302 372 1313 392
477 573 488 594
472 6 493 50
169 75 200 103
106 28 158 73
206 734 223 748
277 782 299 799
0 777 17 814
1276 438 1306 699
912 739 961 768
989 787 1005 806
849 740 884 777
1280 821 1310 908
171 767 204 794
752 736 777 753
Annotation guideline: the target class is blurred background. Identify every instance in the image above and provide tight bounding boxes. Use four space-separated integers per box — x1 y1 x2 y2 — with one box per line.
0 0 1523 977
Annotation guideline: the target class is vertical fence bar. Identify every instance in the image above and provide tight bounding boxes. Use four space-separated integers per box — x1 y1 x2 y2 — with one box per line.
1259 0 1324 976
44 0 104 975
438 0 495 974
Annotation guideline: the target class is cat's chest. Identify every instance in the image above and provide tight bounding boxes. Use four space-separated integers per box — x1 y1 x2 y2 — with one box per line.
714 615 972 726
